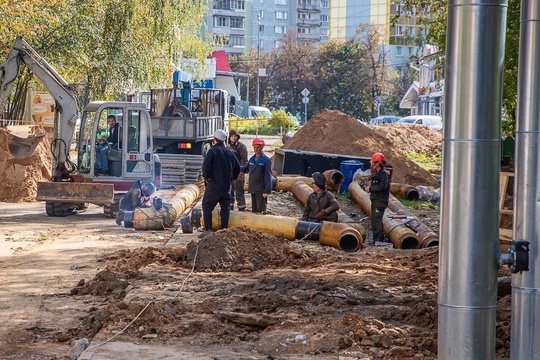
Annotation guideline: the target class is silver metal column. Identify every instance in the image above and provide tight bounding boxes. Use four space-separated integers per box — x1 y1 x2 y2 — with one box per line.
511 1 540 358
438 1 507 358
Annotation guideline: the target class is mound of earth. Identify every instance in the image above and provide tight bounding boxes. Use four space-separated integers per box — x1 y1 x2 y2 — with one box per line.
184 227 319 271
0 126 53 202
284 110 440 187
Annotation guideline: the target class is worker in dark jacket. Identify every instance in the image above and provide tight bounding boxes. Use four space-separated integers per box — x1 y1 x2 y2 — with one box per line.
302 172 340 222
227 130 248 211
363 152 390 243
200 129 241 238
243 137 272 214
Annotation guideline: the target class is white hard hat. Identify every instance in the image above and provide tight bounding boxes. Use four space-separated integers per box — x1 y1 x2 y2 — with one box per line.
214 129 228 142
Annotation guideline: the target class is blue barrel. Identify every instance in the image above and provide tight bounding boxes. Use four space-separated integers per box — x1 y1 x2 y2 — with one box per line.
340 160 367 193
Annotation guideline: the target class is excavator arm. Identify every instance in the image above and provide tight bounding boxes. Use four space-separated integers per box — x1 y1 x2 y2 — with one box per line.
0 36 78 174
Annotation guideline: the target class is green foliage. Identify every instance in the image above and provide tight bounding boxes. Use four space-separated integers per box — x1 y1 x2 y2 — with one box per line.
268 109 296 130
401 198 439 211
405 152 442 173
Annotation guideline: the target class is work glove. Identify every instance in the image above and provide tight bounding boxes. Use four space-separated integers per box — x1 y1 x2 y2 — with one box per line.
262 193 268 199
316 209 327 220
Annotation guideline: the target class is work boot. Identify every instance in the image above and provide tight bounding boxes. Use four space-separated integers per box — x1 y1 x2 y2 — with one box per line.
230 204 234 211
238 207 246 212
115 211 124 226
198 230 212 239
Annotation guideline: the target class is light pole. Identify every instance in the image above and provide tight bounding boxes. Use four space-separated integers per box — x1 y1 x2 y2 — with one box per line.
256 14 261 106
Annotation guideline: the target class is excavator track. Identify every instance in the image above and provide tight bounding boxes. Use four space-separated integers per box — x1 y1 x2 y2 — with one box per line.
45 202 88 217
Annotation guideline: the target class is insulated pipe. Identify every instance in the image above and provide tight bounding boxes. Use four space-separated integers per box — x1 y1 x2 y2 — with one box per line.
390 183 420 201
387 194 439 248
512 1 540 358
348 181 419 249
322 169 344 192
290 180 366 243
438 1 506 358
124 184 200 230
274 175 312 192
209 209 361 252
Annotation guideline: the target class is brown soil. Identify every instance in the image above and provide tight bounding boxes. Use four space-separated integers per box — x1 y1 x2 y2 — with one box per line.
283 109 441 187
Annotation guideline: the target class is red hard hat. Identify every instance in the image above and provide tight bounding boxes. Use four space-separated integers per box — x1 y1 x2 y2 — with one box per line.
371 152 386 163
252 137 265 146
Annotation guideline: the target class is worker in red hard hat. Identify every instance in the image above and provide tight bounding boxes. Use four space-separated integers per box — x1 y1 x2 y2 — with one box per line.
362 152 391 244
241 137 272 213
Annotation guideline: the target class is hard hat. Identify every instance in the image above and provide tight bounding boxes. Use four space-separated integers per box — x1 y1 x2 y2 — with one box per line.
214 129 228 142
312 172 326 189
371 152 386 163
252 137 265 146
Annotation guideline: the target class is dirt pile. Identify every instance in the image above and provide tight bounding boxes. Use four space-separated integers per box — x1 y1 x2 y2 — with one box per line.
184 226 319 271
0 126 53 202
284 110 441 187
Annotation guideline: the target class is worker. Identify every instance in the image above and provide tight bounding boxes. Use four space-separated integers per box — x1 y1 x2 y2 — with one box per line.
362 152 390 244
95 133 109 174
107 115 121 148
243 137 272 214
227 130 248 211
302 172 339 222
199 129 241 238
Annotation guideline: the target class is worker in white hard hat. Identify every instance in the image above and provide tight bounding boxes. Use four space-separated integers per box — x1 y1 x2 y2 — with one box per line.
199 129 241 238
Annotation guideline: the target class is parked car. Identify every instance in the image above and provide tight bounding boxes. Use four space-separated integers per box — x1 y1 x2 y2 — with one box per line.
369 115 402 125
397 115 443 131
248 106 272 118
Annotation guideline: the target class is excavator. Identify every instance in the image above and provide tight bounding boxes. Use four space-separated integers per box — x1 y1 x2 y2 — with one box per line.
0 36 161 216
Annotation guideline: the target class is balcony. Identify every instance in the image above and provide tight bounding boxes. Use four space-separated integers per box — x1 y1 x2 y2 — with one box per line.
297 33 321 41
298 4 321 12
297 18 320 27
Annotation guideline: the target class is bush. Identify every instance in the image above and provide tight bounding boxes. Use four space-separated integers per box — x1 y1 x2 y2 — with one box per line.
269 109 297 130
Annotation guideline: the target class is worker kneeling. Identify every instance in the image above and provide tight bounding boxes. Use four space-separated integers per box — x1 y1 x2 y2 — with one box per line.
302 172 339 222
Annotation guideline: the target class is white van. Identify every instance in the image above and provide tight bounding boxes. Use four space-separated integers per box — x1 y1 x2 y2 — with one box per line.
397 115 443 131
248 106 272 118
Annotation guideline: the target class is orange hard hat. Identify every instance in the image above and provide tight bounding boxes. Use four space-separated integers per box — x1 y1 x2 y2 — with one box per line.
252 137 265 146
371 152 386 163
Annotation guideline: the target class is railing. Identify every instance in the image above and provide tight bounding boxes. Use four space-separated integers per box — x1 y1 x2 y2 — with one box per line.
0 119 29 127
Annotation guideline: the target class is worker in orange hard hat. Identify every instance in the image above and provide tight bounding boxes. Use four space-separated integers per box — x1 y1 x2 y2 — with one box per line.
361 152 391 244
241 137 272 213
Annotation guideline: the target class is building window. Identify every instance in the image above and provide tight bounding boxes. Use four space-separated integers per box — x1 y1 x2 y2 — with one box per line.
275 11 288 20
395 25 404 36
321 0 328 7
275 26 287 34
408 26 415 36
320 28 329 36
396 46 403 56
230 36 245 47
408 47 413 56
297 27 310 34
275 0 287 4
213 16 228 27
230 17 244 29
231 0 245 10
275 40 282 48
320 14 328 22
213 0 230 10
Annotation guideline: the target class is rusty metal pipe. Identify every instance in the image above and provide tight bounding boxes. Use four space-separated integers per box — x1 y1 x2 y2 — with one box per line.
323 169 344 192
209 209 361 252
124 184 200 230
291 180 366 241
274 175 312 192
390 183 420 200
348 181 420 249
387 194 439 248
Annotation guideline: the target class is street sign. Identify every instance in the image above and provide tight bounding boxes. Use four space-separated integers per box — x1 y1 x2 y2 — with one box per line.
301 88 310 97
302 97 310 104
374 96 381 108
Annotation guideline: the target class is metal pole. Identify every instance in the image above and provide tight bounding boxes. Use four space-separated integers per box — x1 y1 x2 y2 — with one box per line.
438 0 507 359
511 1 540 358
256 14 260 106
304 100 307 124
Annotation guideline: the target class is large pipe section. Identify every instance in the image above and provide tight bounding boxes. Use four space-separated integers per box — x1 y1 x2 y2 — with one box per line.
290 180 366 241
209 209 362 252
387 194 439 248
511 1 540 358
438 1 507 358
124 184 200 230
348 181 419 249
322 169 344 192
390 183 420 201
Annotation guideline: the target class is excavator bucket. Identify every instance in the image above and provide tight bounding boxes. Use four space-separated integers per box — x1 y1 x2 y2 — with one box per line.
7 132 46 158
37 182 114 205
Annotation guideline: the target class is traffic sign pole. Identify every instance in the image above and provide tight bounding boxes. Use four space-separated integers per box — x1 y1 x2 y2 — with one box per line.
301 88 310 124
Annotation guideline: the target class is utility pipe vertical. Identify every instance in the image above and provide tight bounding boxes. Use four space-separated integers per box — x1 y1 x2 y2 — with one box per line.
438 1 507 358
511 1 540 358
